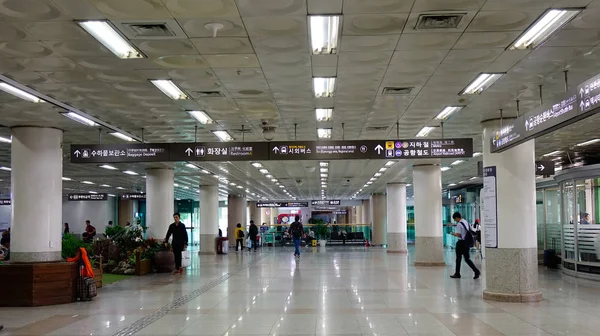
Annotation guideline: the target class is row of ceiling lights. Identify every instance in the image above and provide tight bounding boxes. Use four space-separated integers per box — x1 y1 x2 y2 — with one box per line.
251 162 293 200
351 161 397 199
319 161 329 199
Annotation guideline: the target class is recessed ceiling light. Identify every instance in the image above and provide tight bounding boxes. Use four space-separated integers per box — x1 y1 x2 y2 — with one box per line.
315 108 333 122
510 9 581 50
99 164 118 170
259 169 269 174
317 128 332 139
81 180 94 185
109 132 135 142
229 182 236 186
366 181 373 185
576 139 600 146
271 178 278 182
319 162 329 167
374 173 382 177
543 150 562 157
416 126 436 137
122 170 138 175
201 169 211 175
278 185 285 188
309 15 340 55
441 166 451 171
77 20 143 59
265 174 273 178
116 187 124 190
187 110 214 124
469 176 478 180
185 163 199 169
370 177 376 182
321 177 327 181
61 112 97 126
448 183 457 187
459 73 504 95
385 161 396 167
252 162 263 168
435 106 464 120
100 184 111 187
320 167 328 173
212 130 234 142
451 160 464 166
320 173 328 178
313 77 336 98
379 167 387 172
0 166 12 171
237 185 244 189
150 79 188 100
473 152 482 157
62 177 72 181
0 136 11 144
108 194 116 197
89 191 98 194
0 82 44 103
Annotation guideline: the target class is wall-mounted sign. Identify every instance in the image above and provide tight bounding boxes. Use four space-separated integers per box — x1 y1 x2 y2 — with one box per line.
0 199 10 205
333 210 347 215
483 167 498 249
68 193 108 201
120 193 146 200
169 142 269 161
71 144 170 163
535 161 555 176
256 201 309 208
311 200 341 206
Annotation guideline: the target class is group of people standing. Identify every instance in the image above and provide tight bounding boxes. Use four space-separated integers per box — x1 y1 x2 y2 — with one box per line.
234 220 259 252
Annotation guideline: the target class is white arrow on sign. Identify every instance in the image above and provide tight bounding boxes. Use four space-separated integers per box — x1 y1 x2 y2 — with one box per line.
185 148 193 156
580 100 586 110
374 144 384 154
74 150 81 157
580 87 585 98
272 147 280 153
538 164 545 171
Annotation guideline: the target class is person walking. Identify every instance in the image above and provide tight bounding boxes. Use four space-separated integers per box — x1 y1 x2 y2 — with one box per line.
450 212 480 279
289 215 304 258
164 213 188 275
234 223 245 251
248 220 259 252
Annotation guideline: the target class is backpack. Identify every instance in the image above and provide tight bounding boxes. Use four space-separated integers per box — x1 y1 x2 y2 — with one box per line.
459 220 475 248
290 222 303 238
237 229 244 238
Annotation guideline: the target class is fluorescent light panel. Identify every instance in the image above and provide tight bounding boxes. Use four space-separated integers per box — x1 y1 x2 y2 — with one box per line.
451 160 464 166
212 130 234 142
416 126 436 137
511 9 581 50
252 162 263 168
81 180 94 185
319 162 329 167
110 132 135 142
316 108 333 122
62 177 72 181
122 170 139 175
99 164 118 170
0 136 11 143
188 110 214 124
435 106 464 120
317 128 332 139
543 150 562 157
309 15 340 55
0 82 44 103
78 21 143 59
441 166 451 171
150 80 188 100
61 112 97 126
460 73 504 95
313 77 336 98
576 139 600 146
473 152 482 157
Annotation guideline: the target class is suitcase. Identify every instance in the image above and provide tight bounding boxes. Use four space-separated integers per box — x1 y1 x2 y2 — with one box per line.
77 276 97 300
221 240 229 254
543 238 559 268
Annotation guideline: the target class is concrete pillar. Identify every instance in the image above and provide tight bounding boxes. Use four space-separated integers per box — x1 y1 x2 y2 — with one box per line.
482 120 541 302
146 168 174 239
355 205 363 224
248 201 260 223
387 183 408 253
362 199 371 224
370 194 387 245
413 164 445 266
118 199 134 226
199 185 218 254
10 127 62 262
227 195 246 246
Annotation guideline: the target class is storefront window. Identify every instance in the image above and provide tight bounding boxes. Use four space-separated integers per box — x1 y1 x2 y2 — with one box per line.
562 180 576 261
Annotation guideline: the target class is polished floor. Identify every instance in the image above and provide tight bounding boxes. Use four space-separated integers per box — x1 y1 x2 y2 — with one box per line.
2 246 600 336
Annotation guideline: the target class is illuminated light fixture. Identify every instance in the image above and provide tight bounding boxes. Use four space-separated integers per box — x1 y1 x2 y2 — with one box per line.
100 184 111 187
122 170 139 175
473 152 482 157
108 194 116 197
317 128 332 139
469 176 478 180
320 168 328 173
576 139 600 146
448 183 457 187
543 150 562 157
259 169 269 174
252 162 263 168
187 110 214 124
374 173 382 177
265 174 273 179
309 15 340 55
316 108 333 122
212 130 234 142
313 77 336 98
451 160 464 166
406 184 412 187
62 177 72 181
370 177 376 182
416 126 436 137
385 161 395 167
89 191 98 194
319 162 329 167
441 166 451 172
435 106 464 120
0 136 11 143
271 178 277 182
229 182 236 186
510 9 581 50
459 73 504 95
379 167 387 172
150 79 188 100
116 187 125 190
278 185 284 188
0 82 44 103
321 177 327 181
366 181 373 185
81 180 94 185
109 132 135 142
320 173 327 178
77 20 143 59
185 163 199 169
61 112 97 126
99 164 118 170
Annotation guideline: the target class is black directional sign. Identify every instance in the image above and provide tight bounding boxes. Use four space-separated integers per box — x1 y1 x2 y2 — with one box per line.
333 210 347 215
268 141 372 160
311 200 341 206
535 161 555 176
0 199 10 205
370 139 473 159
71 144 170 163
68 193 108 201
578 73 600 113
120 193 146 200
169 142 269 162
256 201 309 208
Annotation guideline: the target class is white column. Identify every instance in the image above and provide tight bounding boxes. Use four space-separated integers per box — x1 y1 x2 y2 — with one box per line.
413 164 445 266
146 168 174 239
482 120 541 302
362 199 371 224
387 183 408 253
11 127 62 262
199 185 218 254
227 195 246 246
355 205 363 224
370 194 386 245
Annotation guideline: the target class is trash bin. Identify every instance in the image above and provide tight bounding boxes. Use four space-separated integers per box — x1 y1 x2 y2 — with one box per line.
217 237 229 254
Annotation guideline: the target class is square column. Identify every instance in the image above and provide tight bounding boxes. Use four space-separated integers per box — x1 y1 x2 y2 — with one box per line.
227 195 246 246
370 194 387 245
413 164 445 266
199 185 218 254
146 168 174 239
387 183 408 253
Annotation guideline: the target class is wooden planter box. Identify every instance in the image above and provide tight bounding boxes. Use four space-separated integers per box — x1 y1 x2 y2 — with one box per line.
135 251 152 276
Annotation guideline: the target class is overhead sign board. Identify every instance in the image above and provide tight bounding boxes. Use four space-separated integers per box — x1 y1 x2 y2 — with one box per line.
256 201 309 208
311 200 341 206
120 193 146 200
578 73 600 113
535 160 555 176
268 141 372 160
370 139 473 159
0 199 10 205
71 144 170 163
333 210 347 215
68 193 108 201
169 142 269 162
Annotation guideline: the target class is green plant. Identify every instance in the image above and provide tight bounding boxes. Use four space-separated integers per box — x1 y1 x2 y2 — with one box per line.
105 225 126 239
314 223 329 240
61 233 92 259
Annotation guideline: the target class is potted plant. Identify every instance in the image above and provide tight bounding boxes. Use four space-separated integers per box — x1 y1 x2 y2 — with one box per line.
313 221 329 247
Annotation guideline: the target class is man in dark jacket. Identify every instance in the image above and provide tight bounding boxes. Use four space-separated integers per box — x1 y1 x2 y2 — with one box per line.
164 213 188 274
248 220 259 252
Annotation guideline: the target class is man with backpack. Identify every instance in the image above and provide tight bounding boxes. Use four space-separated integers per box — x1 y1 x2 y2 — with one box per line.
289 215 304 258
248 220 259 252
450 212 480 279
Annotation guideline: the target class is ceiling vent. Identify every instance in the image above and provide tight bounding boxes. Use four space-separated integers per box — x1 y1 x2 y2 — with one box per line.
366 126 389 131
382 87 413 95
113 19 187 40
415 13 465 30
193 91 224 98
124 23 176 37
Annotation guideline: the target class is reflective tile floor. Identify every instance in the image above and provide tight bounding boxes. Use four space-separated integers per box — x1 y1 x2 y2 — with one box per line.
3 246 600 336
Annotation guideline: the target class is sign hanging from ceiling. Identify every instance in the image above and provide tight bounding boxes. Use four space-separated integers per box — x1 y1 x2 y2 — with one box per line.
120 193 146 200
68 193 108 201
535 160 555 176
71 138 473 163
256 201 309 208
311 200 341 206
0 199 10 205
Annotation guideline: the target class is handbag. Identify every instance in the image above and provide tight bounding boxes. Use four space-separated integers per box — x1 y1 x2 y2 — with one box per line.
181 250 190 268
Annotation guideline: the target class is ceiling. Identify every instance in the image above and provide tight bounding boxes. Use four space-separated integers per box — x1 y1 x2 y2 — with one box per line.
1 0 600 201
